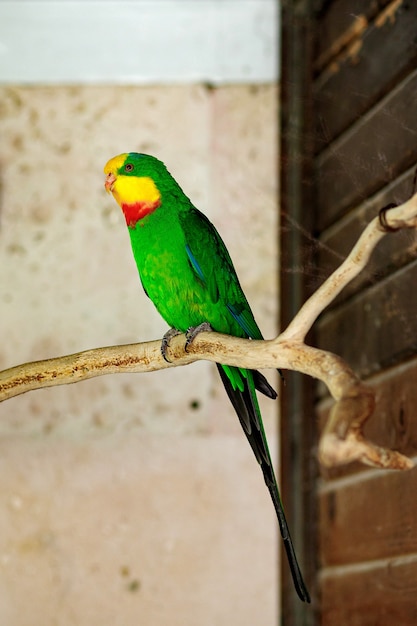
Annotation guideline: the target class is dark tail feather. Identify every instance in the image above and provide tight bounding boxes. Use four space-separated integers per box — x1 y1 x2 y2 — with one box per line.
216 364 310 604
253 370 277 399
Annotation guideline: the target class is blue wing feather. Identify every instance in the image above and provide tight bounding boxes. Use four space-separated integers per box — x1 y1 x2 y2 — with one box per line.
227 304 263 340
185 244 205 282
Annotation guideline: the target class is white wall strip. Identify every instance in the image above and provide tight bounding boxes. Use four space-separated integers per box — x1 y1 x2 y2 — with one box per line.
0 0 279 84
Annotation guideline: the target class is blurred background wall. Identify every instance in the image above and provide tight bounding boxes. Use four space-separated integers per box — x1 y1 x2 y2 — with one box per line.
0 2 279 624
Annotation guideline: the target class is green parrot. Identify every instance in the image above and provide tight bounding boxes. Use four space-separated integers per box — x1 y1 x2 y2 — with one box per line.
104 152 310 603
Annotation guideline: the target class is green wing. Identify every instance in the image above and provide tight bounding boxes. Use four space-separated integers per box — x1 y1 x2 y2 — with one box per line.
179 206 262 340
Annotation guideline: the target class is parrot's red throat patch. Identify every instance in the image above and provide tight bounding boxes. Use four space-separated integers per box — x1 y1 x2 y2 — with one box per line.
121 200 160 227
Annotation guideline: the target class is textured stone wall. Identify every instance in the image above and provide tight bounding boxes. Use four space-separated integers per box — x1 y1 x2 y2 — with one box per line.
0 84 278 625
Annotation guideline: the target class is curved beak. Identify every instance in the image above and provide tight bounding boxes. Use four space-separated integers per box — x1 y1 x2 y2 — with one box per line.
104 172 116 193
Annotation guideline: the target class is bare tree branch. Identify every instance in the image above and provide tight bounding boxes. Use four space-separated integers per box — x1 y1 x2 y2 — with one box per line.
281 192 417 342
1 194 417 471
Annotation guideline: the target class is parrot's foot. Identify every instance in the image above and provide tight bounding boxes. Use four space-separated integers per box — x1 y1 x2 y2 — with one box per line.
161 328 182 362
185 322 213 352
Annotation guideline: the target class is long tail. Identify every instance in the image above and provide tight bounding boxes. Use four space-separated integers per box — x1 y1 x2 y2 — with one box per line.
216 364 310 604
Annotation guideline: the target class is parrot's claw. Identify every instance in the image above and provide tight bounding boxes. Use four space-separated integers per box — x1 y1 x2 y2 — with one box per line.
185 322 213 351
161 328 182 362
161 323 213 361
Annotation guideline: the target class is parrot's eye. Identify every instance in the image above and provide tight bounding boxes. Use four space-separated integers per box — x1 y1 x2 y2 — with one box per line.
124 163 134 172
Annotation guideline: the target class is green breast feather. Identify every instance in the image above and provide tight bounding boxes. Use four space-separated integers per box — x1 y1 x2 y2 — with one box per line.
128 199 262 341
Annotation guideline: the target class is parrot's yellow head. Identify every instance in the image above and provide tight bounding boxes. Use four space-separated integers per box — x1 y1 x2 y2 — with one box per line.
104 153 163 227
